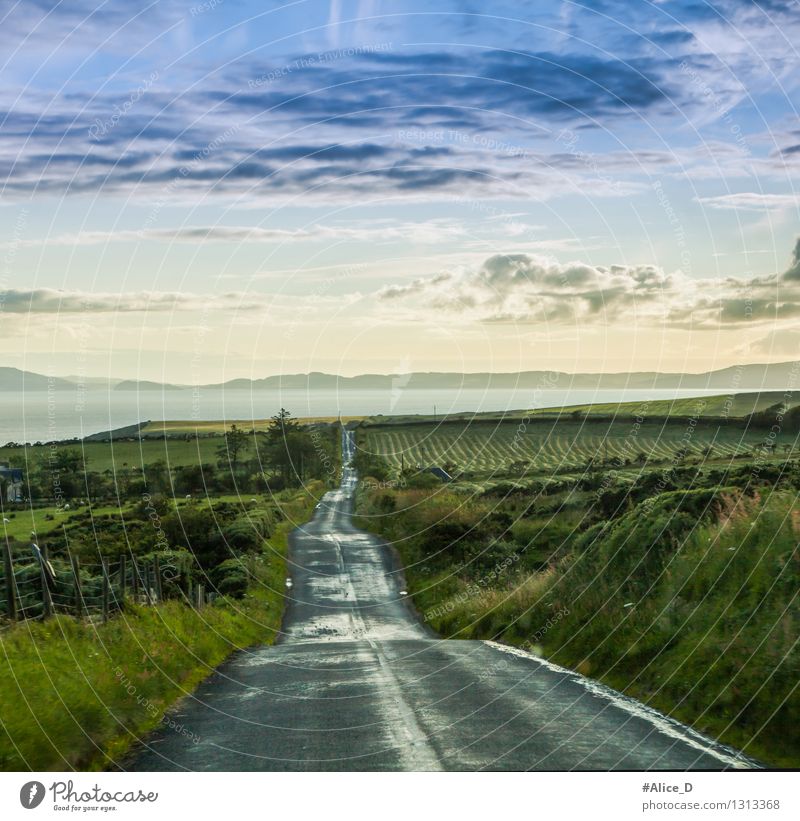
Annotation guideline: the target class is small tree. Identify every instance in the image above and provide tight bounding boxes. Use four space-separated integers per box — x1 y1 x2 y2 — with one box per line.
217 424 250 473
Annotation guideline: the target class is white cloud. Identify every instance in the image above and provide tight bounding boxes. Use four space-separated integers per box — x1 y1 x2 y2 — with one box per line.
377 241 800 329
0 288 263 314
0 219 490 249
695 193 800 211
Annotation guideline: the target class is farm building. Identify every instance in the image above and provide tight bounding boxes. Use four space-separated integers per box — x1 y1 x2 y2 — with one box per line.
0 462 24 502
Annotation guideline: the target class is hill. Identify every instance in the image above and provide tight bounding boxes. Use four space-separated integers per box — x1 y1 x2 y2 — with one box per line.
3 362 800 393
0 367 74 391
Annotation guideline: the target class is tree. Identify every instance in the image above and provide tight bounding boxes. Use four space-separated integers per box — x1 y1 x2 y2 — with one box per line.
269 408 298 435
264 409 315 486
36 448 88 501
143 459 171 495
216 424 250 474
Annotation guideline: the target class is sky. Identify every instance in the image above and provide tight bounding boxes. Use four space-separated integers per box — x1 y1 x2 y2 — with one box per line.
1 0 799 382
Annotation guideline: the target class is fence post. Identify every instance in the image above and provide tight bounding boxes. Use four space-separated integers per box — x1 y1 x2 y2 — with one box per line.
144 562 152 605
154 555 163 603
119 554 127 606
70 553 83 619
41 544 53 619
102 558 109 623
196 583 204 610
131 557 139 602
3 538 16 622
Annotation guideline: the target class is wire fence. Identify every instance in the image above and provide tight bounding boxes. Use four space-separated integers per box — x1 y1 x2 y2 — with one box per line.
1 540 210 630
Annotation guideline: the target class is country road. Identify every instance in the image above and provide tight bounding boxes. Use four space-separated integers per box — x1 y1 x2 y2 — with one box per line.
127 431 756 771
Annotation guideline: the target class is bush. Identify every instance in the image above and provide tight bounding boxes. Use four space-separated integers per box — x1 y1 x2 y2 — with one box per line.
212 558 250 598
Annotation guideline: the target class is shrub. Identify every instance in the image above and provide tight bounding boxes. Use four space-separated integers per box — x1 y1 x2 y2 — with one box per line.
212 558 250 598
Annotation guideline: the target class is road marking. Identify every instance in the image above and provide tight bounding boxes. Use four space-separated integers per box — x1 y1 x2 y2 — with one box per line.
331 534 442 770
484 641 757 770
365 638 443 771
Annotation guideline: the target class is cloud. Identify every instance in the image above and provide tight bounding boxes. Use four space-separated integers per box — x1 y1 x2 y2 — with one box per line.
1 0 798 209
747 328 800 356
782 238 800 281
0 39 718 202
0 218 494 248
376 239 800 329
0 288 263 314
696 193 800 211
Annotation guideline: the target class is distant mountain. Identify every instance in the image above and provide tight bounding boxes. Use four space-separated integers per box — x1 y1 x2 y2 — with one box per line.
3 362 800 392
0 367 75 391
113 379 186 391
208 362 800 391
63 374 121 387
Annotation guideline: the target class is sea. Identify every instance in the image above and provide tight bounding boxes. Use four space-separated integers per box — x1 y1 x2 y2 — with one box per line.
0 386 727 444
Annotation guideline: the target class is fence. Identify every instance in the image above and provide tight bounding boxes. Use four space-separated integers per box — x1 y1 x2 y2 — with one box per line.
1 539 210 629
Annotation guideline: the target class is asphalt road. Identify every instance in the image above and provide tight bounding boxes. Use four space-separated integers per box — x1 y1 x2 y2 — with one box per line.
127 432 756 771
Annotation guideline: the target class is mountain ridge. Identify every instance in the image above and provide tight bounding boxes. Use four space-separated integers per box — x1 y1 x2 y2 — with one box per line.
2 363 800 392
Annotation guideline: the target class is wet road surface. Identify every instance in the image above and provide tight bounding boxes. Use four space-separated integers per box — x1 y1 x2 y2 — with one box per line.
127 433 756 771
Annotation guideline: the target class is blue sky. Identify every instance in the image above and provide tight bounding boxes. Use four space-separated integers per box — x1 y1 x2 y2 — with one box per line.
1 0 799 380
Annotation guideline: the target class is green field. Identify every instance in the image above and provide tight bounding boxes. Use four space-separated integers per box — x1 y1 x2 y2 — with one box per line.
141 416 364 435
361 417 797 477
0 504 129 542
0 437 222 473
528 391 800 419
1 419 345 475
0 494 250 544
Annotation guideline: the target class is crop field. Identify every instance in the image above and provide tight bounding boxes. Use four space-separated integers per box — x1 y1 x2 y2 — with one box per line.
361 418 796 477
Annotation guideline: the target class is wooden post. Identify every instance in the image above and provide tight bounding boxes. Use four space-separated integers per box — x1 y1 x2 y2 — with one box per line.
187 577 194 608
144 562 152 605
70 553 83 618
131 558 139 602
119 554 127 605
41 544 53 619
3 538 16 623
153 555 163 603
101 558 109 623
196 583 204 610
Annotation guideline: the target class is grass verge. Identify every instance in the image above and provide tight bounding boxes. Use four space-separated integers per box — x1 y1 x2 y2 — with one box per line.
0 484 320 771
355 484 799 768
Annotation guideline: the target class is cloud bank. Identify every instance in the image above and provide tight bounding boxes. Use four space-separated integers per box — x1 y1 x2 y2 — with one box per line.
378 240 800 329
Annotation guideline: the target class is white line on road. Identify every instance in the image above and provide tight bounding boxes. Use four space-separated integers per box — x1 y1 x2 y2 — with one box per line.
484 641 757 770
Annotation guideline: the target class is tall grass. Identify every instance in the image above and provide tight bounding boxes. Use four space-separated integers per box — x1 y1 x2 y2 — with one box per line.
0 484 320 771
356 483 800 767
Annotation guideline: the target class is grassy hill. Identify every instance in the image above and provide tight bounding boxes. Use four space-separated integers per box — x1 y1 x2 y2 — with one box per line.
358 391 800 429
140 416 363 435
528 391 800 419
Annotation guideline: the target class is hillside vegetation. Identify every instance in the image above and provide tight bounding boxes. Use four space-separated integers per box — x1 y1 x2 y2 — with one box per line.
0 410 339 770
360 416 797 480
355 434 800 767
0 483 319 770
